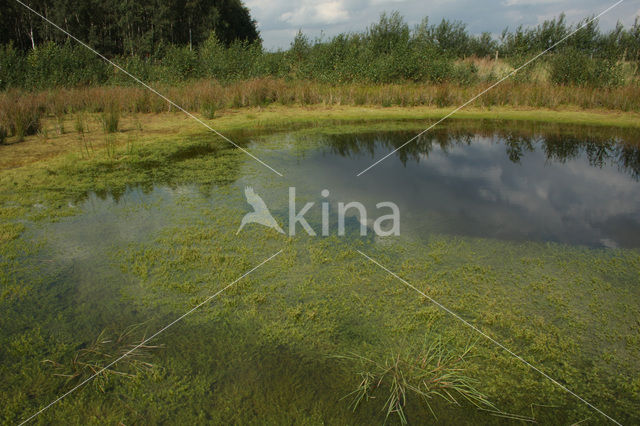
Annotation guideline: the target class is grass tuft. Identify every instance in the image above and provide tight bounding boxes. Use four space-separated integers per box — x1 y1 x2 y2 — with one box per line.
100 101 120 133
336 337 506 424
42 325 161 392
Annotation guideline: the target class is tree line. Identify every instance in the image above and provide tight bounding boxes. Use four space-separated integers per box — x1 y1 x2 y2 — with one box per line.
1 10 639 90
1 0 259 55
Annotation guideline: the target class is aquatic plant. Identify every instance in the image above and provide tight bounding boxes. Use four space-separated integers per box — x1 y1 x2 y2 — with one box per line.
337 338 498 424
1 120 639 424
100 102 120 133
42 326 161 392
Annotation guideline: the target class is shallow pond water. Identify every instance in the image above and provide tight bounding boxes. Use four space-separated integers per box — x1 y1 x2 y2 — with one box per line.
2 121 639 425
273 127 640 248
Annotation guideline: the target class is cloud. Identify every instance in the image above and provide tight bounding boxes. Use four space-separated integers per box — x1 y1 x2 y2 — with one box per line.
246 0 638 50
280 1 350 26
502 0 560 6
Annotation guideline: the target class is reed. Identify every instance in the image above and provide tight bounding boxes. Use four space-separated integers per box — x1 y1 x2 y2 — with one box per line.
1 78 638 119
0 93 43 142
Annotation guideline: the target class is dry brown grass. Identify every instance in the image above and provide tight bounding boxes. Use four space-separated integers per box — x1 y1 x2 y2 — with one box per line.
1 77 639 131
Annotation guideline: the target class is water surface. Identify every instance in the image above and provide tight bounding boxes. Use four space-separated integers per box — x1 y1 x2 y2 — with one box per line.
2 121 640 424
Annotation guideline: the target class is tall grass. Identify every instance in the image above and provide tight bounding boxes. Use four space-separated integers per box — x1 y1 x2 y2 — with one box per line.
0 93 43 142
0 77 638 130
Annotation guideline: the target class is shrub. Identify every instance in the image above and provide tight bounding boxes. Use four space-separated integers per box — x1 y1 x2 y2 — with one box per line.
109 55 153 85
162 45 199 81
200 34 264 81
550 47 623 87
25 41 108 89
0 43 27 90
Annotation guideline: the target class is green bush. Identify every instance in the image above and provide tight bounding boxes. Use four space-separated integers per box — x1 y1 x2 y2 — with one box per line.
550 47 623 87
25 41 108 89
199 34 265 81
162 45 199 81
0 12 637 90
0 43 26 89
108 55 153 85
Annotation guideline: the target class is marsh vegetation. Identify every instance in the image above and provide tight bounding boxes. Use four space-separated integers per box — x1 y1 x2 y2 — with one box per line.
2 3 640 424
1 118 639 424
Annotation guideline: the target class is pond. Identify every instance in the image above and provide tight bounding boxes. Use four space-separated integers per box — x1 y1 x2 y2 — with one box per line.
282 126 640 248
1 120 639 425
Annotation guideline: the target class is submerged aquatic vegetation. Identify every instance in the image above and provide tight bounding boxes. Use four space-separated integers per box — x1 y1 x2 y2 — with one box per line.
0 119 639 424
42 326 161 392
337 338 500 424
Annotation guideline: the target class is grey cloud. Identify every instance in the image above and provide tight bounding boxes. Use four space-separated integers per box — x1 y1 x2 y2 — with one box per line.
245 0 639 50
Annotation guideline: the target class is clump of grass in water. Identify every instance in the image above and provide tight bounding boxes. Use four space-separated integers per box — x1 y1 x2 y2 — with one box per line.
74 113 85 135
100 102 120 133
42 325 161 392
36 126 49 141
75 113 93 157
104 133 117 159
202 100 217 119
54 107 66 135
337 338 506 424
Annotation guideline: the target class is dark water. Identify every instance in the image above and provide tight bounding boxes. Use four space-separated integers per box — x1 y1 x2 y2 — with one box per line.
282 127 640 248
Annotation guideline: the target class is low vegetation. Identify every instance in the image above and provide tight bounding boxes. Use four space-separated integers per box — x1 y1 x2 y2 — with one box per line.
2 4 639 424
1 12 638 144
337 339 502 424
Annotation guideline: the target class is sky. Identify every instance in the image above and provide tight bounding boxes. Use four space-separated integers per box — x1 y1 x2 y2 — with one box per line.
244 0 640 50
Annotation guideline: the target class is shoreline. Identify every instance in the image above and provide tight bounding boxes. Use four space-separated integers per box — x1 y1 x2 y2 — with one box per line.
2 105 640 169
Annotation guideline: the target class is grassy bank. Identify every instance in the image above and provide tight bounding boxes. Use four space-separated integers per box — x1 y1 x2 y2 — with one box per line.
3 104 640 169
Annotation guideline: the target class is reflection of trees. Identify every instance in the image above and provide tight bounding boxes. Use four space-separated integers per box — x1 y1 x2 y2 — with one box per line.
325 128 474 166
92 133 246 202
324 121 640 180
542 135 640 180
503 134 536 163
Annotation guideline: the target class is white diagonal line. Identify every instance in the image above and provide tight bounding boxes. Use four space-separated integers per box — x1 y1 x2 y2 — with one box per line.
356 0 624 176
18 249 283 425
356 249 621 425
13 0 283 177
